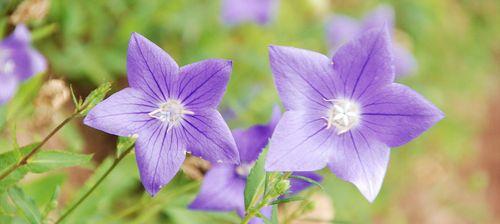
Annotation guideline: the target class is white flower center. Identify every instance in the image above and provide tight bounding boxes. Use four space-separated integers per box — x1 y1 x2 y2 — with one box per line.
324 99 361 134
235 162 255 177
149 99 194 126
0 49 15 74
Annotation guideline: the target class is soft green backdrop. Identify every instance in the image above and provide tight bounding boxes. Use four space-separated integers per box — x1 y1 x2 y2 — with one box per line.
0 0 499 223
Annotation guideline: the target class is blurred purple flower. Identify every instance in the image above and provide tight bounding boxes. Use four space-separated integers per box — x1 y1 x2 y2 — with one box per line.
189 107 321 223
265 27 444 202
326 4 417 77
84 32 239 196
0 24 47 105
221 0 279 26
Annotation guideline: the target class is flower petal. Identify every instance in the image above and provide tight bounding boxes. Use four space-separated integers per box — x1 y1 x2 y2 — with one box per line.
0 75 18 105
269 45 340 111
127 33 179 102
180 109 239 164
135 125 186 196
360 83 444 147
332 26 394 100
84 88 158 136
177 59 232 109
1 25 47 80
188 165 245 212
328 130 390 202
361 4 395 32
221 0 277 25
1 24 30 47
233 106 281 163
326 15 361 51
9 48 47 81
265 111 334 171
393 44 417 77
289 171 323 194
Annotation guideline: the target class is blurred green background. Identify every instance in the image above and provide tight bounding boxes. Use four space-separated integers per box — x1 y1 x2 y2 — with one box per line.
1 0 499 223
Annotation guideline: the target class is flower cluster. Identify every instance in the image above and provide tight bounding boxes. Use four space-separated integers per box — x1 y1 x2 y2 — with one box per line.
84 25 442 209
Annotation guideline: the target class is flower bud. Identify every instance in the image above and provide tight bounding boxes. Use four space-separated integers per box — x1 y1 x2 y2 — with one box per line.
275 179 291 196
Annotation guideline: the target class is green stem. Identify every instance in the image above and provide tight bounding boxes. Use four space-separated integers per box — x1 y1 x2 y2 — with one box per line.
0 112 79 181
54 145 134 224
100 181 200 224
241 172 292 224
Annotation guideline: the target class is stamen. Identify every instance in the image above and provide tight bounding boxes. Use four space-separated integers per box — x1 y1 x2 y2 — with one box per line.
325 99 361 134
149 99 193 126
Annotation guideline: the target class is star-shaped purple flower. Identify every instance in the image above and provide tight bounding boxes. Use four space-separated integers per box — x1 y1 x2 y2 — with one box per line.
0 24 47 105
84 33 239 196
221 0 279 26
265 27 444 202
189 107 322 223
326 4 417 77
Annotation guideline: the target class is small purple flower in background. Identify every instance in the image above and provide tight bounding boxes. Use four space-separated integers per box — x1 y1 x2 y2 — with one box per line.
326 4 417 77
221 0 279 26
189 107 322 223
84 32 239 196
0 24 47 105
265 27 444 202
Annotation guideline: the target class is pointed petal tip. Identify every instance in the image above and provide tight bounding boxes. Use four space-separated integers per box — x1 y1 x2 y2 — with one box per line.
145 185 161 197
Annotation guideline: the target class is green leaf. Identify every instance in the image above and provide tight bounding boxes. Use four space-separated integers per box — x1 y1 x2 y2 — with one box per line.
28 151 92 173
42 185 61 219
79 82 112 115
271 204 278 224
8 187 43 224
269 196 305 205
116 136 137 157
6 74 44 121
258 212 274 224
0 144 38 193
69 84 81 110
244 148 268 210
289 175 324 190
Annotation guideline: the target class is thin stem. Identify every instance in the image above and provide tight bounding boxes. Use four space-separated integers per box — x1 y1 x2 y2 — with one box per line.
241 172 292 224
55 145 134 224
0 112 79 181
99 181 199 224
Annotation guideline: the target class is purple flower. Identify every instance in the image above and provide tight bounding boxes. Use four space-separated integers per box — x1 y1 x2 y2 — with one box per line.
326 4 417 77
265 27 444 202
189 107 321 223
0 24 47 105
221 0 279 26
84 33 239 196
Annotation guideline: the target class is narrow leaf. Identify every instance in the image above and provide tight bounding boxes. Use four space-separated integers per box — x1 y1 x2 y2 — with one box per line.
269 196 305 205
6 74 44 120
0 144 39 192
116 136 137 157
8 187 42 224
28 151 92 173
289 175 324 190
271 204 278 224
80 82 112 115
244 148 268 210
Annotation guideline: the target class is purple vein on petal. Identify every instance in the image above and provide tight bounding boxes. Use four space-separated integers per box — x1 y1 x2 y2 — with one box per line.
181 65 227 105
151 127 173 187
182 119 227 152
349 28 384 99
132 35 167 101
272 50 331 100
